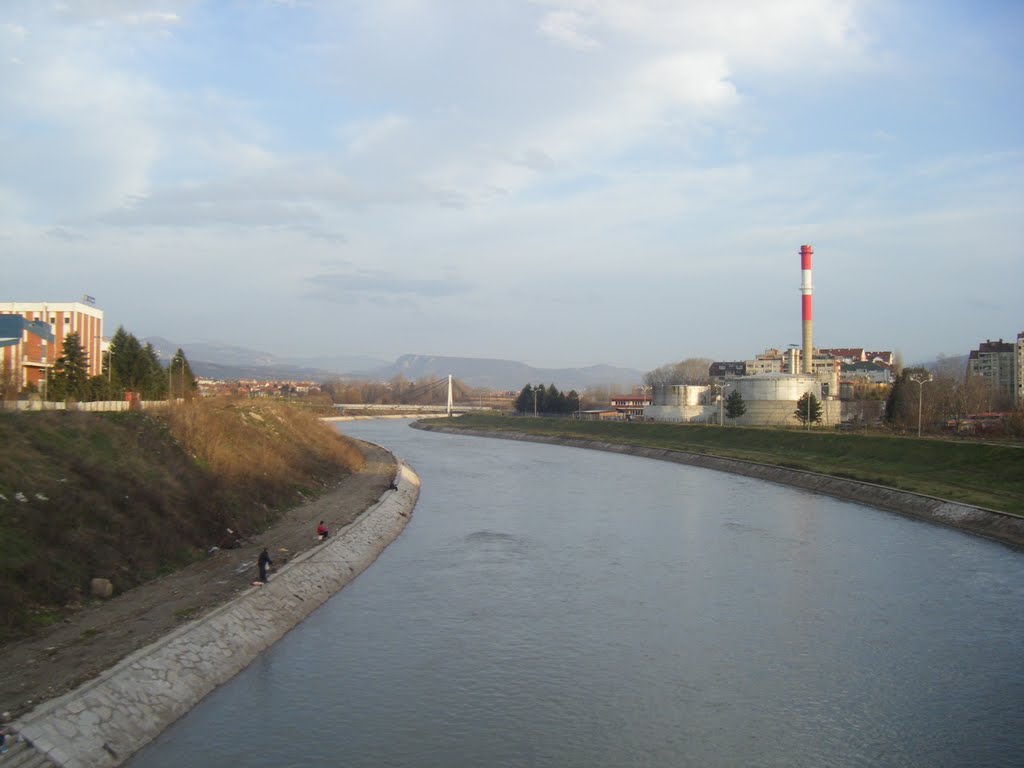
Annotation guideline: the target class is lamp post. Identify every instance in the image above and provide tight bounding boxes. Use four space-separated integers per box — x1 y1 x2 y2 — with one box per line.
717 383 727 426
911 373 933 438
533 386 539 418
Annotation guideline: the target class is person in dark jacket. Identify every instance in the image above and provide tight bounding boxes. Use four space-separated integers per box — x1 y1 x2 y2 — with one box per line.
258 548 273 583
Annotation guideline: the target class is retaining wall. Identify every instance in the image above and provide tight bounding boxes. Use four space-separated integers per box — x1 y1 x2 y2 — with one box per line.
12 462 420 768
414 423 1024 549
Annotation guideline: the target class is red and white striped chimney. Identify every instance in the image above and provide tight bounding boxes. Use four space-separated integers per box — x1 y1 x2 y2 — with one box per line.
800 244 813 374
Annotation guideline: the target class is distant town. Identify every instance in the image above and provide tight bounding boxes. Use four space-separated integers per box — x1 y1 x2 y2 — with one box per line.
2 295 1022 437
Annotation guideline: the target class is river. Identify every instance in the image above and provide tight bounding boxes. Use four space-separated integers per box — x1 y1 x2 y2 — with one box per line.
130 418 1024 767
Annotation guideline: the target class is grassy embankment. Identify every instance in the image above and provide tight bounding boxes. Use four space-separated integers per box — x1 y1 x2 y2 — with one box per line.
0 399 364 642
428 414 1024 515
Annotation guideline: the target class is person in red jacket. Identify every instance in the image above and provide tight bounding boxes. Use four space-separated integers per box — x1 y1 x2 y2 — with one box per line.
317 520 329 541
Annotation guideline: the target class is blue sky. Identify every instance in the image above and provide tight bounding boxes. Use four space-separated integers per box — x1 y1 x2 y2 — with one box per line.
2 0 1021 370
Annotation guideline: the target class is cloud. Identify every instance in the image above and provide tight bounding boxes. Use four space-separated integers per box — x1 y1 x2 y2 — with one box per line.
50 1 190 27
304 269 474 304
86 159 472 234
46 226 87 242
539 10 599 50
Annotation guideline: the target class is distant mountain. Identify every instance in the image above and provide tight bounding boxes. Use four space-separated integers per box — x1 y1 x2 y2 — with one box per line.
915 353 970 376
364 354 644 392
144 337 387 382
142 339 643 390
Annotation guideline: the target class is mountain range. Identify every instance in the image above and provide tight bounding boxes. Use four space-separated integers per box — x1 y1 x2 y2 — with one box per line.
144 338 644 392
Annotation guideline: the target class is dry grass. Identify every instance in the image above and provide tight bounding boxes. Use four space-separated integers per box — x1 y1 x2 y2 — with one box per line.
164 398 363 501
0 398 365 640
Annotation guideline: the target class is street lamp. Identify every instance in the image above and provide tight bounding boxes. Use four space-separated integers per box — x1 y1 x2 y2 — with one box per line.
716 382 728 426
911 373 933 438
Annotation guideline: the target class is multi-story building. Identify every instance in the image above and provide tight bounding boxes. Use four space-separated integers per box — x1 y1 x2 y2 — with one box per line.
1017 332 1024 406
840 361 893 386
967 338 1016 401
0 301 105 392
610 393 651 419
746 349 786 376
709 361 746 378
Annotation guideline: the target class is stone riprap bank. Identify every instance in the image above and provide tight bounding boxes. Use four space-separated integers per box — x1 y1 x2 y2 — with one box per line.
415 423 1024 548
12 462 420 768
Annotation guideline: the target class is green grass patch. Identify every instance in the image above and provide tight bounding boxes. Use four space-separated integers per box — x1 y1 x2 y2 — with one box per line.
429 414 1024 515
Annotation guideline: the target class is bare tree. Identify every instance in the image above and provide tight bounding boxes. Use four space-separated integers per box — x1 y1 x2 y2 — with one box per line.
644 358 712 387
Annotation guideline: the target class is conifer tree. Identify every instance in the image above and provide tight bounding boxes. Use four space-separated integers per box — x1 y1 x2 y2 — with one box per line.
50 331 90 401
169 348 198 399
725 389 747 419
794 392 823 425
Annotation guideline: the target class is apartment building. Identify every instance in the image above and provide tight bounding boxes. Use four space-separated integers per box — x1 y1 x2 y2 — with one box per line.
1018 332 1024 406
0 301 105 392
967 338 1016 402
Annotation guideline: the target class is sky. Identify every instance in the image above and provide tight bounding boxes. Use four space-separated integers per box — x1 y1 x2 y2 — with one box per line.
1 0 1022 371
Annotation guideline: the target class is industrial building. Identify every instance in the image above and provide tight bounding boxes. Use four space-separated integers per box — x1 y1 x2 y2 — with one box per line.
0 300 105 394
646 245 858 427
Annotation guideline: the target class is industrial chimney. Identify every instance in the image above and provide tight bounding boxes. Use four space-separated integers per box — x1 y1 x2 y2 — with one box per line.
800 244 813 374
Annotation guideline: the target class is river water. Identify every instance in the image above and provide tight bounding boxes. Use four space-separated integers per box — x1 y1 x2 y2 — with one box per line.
130 419 1023 767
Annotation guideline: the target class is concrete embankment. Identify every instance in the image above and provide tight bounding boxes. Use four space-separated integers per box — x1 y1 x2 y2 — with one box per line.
415 423 1024 549
12 462 420 768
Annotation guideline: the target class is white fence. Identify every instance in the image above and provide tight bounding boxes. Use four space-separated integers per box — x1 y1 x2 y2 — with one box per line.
0 399 174 412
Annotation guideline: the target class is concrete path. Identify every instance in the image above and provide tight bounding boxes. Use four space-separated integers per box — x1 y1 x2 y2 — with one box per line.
10 462 420 768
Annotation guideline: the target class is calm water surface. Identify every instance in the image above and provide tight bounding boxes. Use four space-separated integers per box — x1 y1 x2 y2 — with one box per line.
130 419 1024 767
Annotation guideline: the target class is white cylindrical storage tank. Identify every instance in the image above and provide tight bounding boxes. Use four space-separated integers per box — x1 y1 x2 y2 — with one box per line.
734 374 819 402
652 384 709 406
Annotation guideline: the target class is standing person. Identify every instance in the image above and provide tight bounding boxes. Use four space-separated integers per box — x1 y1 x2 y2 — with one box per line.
258 547 273 583
317 520 329 541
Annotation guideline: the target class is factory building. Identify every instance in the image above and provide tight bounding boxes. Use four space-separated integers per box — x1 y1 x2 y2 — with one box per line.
647 245 848 427
646 374 842 426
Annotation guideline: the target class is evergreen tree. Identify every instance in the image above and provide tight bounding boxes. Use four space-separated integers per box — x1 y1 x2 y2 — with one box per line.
138 343 167 400
108 326 141 393
885 367 928 429
725 389 747 419
794 392 823 425
515 384 534 414
50 332 91 401
534 383 547 414
568 389 582 414
169 348 198 399
546 383 564 414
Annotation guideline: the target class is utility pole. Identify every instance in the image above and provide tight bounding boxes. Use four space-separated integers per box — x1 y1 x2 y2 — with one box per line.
533 386 538 417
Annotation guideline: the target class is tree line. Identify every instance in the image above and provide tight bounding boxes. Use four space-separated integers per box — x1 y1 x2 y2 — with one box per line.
884 365 1022 434
5 326 197 402
514 383 582 415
